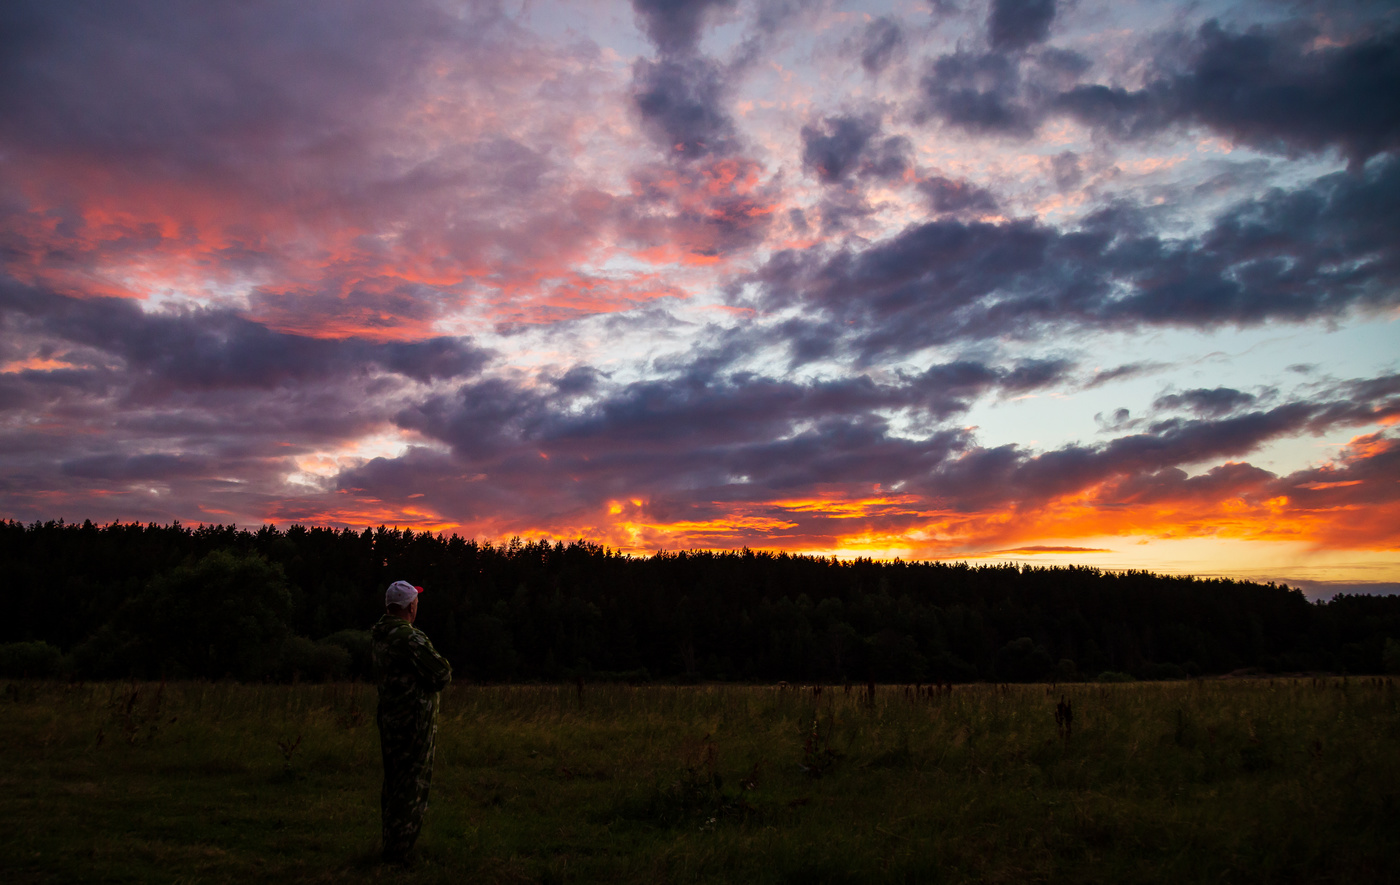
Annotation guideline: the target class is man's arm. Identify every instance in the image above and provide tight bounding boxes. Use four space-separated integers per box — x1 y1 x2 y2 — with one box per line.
406 629 452 692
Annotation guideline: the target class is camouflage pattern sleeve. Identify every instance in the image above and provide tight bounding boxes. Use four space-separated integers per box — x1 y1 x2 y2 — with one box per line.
405 628 452 692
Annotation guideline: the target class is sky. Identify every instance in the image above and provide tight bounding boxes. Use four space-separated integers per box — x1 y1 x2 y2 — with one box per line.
2 0 1398 596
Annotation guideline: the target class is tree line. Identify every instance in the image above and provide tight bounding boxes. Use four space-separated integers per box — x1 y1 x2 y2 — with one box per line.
2 519 1398 682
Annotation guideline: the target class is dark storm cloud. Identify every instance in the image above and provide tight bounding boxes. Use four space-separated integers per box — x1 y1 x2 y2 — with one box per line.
0 283 501 526
859 16 906 75
752 153 1400 360
1106 461 1276 508
60 453 210 481
1345 372 1400 404
919 49 1042 137
628 0 746 160
0 0 451 171
919 176 999 214
1083 363 1167 389
1153 387 1258 417
916 39 1089 138
341 348 1400 536
379 350 1076 518
1276 432 1400 508
915 18 1400 163
801 116 910 183
0 273 495 525
552 366 605 396
632 54 738 158
1056 21 1400 165
911 358 1074 418
802 116 875 182
918 387 1397 512
987 0 1056 51
631 0 736 55
0 280 490 392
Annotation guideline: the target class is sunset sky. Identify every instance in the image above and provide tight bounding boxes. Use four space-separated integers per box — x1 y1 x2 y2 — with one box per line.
2 0 1397 596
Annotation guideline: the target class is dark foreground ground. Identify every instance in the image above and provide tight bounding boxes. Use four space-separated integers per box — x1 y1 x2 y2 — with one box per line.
2 678 1397 883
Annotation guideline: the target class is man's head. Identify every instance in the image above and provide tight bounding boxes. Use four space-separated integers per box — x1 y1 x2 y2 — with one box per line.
385 580 423 622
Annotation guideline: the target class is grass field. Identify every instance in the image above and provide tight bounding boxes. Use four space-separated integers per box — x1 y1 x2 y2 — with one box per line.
2 677 1398 883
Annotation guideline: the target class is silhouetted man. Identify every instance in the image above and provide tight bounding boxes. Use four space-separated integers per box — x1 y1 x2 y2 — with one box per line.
372 580 452 864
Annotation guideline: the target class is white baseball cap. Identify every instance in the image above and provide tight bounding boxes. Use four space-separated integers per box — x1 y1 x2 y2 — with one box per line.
385 580 423 607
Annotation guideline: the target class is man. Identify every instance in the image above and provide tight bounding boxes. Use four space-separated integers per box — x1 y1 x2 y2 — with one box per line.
372 580 452 864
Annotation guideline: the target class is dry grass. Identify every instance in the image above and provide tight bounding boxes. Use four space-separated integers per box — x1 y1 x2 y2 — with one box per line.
2 677 1398 883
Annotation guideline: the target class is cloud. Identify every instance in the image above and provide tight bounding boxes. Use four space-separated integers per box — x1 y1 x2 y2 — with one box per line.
1056 21 1400 165
1153 387 1259 417
0 282 489 391
620 157 780 259
358 348 1083 530
801 115 910 184
751 154 1400 359
915 19 1400 164
312 353 1400 556
1 0 1396 569
0 0 450 169
981 545 1112 555
632 54 739 159
60 453 211 481
918 175 999 215
1083 362 1168 389
0 0 656 340
987 0 1056 52
916 41 1088 138
631 0 736 55
919 49 1043 137
923 373 1400 518
859 16 906 75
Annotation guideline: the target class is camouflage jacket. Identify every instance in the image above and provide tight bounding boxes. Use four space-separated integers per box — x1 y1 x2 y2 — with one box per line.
371 614 453 715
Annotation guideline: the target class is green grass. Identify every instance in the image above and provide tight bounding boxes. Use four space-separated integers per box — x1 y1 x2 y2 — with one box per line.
2 678 1398 883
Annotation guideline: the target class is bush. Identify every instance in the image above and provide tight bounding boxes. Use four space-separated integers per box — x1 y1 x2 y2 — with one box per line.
318 629 372 680
1142 662 1186 681
273 636 351 682
1384 638 1400 675
1097 670 1136 683
72 549 292 680
0 641 64 678
995 637 1053 682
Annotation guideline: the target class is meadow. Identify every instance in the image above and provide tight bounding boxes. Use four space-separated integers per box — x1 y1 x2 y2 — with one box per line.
2 678 1397 883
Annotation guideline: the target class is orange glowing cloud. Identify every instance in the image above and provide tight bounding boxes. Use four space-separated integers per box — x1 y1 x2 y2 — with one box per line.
623 157 782 264
471 433 1400 560
483 270 689 328
265 497 461 536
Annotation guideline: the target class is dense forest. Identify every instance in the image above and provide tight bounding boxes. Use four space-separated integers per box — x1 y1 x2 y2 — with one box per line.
3 519 1398 683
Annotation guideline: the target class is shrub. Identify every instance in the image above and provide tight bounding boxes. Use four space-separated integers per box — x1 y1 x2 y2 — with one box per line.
1053 658 1079 682
1384 638 1400 675
1096 670 1136 683
72 549 292 680
319 629 372 680
0 641 64 678
995 637 1054 682
1142 662 1186 681
273 636 352 682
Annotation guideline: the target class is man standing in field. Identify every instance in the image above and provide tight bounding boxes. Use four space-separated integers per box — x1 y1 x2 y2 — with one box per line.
372 580 452 864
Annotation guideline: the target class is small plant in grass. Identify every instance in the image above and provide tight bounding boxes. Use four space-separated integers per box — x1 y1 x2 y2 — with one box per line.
110 679 166 744
276 734 303 776
1055 695 1074 740
800 714 841 777
614 733 756 827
